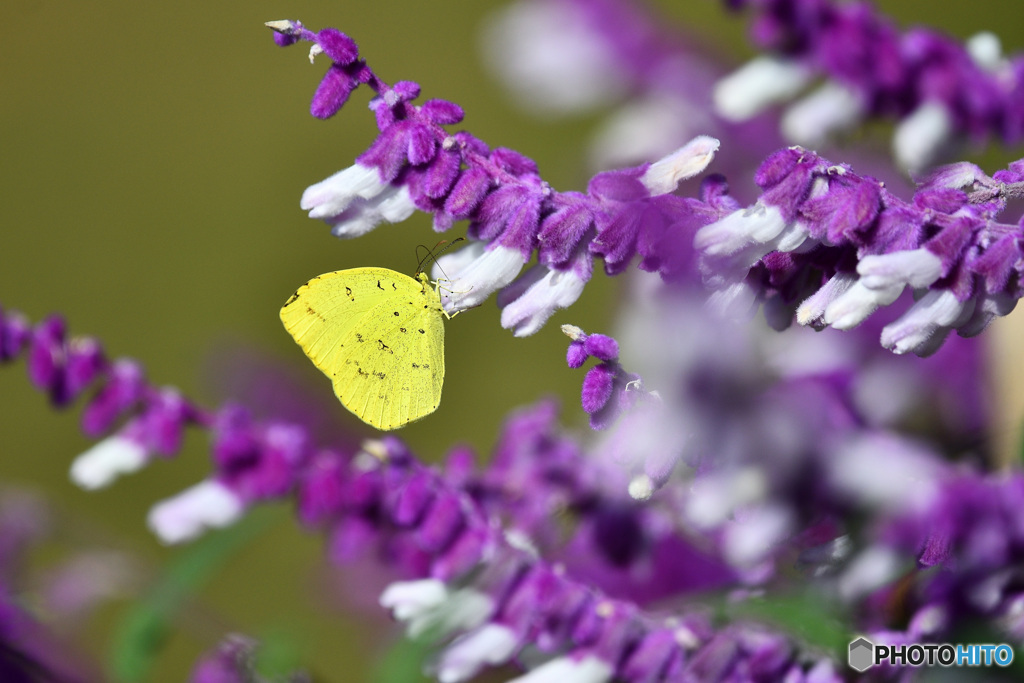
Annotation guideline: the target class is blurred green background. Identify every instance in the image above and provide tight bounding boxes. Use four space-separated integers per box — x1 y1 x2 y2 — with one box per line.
1 0 1022 681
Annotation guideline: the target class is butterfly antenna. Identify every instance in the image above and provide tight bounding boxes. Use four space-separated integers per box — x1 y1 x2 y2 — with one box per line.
416 237 465 280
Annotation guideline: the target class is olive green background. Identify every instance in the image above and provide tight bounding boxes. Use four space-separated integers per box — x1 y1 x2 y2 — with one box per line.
1 1 1021 681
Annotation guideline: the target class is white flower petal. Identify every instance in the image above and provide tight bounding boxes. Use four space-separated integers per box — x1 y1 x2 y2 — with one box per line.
70 436 148 490
301 164 387 219
714 56 812 122
781 81 865 146
893 101 953 173
695 204 788 257
480 0 626 115
500 265 587 337
823 280 903 329
796 272 858 327
880 288 974 355
147 480 244 545
437 245 526 312
328 185 416 238
508 655 613 683
857 248 942 290
838 547 903 601
380 579 449 620
437 624 518 683
640 135 720 196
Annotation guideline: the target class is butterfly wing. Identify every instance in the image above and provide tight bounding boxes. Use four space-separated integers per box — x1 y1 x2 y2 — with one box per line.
281 267 445 430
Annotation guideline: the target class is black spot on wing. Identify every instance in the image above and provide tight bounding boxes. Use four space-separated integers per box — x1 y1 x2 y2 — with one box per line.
377 280 385 291
377 340 393 354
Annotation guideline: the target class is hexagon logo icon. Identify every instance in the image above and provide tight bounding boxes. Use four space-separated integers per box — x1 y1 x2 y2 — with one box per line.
849 637 874 672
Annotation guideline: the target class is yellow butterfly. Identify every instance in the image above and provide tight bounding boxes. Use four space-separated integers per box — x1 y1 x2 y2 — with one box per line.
280 267 451 430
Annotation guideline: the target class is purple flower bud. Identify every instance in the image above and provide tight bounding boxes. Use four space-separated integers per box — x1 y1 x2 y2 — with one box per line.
754 148 802 190
913 186 968 214
923 216 975 277
583 334 619 362
316 28 358 65
422 150 461 199
391 80 421 102
343 472 383 517
566 341 588 369
81 360 146 436
581 364 615 414
432 524 489 581
537 199 595 267
415 491 465 554
800 177 882 245
972 235 1020 293
444 167 491 218
329 515 377 563
393 470 435 527
143 390 191 456
496 195 542 259
310 64 359 119
358 121 413 181
272 31 299 47
490 148 538 176
0 309 29 361
588 168 649 202
470 185 531 242
64 338 106 401
28 316 67 404
420 99 464 125
406 124 437 166
296 451 347 526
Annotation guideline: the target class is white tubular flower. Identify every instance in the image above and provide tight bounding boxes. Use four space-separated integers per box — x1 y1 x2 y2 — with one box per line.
685 468 768 529
966 31 1004 72
590 94 713 170
823 280 904 330
723 503 795 569
498 262 588 337
508 655 613 683
796 271 859 327
326 184 417 238
892 101 953 173
432 242 526 313
640 135 720 196
380 580 492 640
480 0 626 115
300 163 388 219
695 203 789 258
436 623 519 683
380 578 449 620
697 203 811 289
713 56 813 122
147 480 244 545
829 433 941 511
858 248 943 291
880 288 975 356
70 436 148 490
838 547 904 601
781 81 866 146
